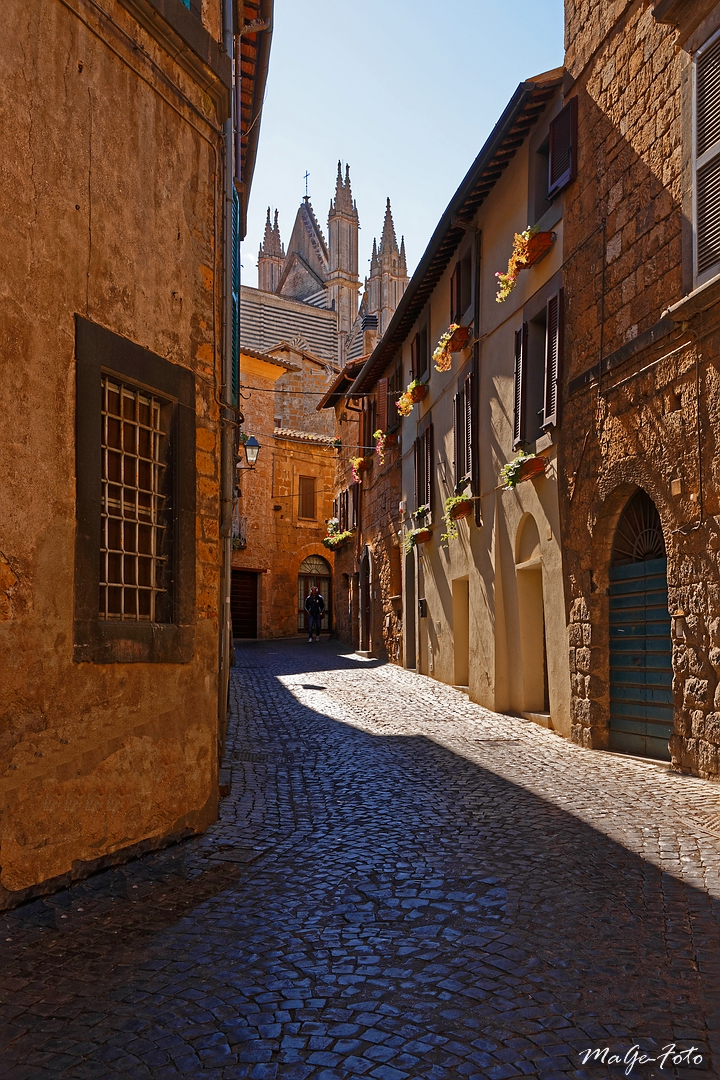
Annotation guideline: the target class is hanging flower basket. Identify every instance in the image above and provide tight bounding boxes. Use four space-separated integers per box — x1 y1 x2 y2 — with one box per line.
323 530 353 551
449 497 473 520
517 230 555 269
404 526 432 553
397 379 428 417
441 494 475 542
500 452 547 488
350 455 373 483
495 226 556 303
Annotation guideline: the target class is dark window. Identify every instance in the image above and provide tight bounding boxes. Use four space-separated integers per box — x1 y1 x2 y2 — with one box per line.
532 135 551 221
513 290 563 448
411 322 429 381
362 395 377 454
298 476 316 519
351 483 359 529
74 317 196 664
547 98 577 199
695 32 720 280
414 423 434 512
450 252 473 324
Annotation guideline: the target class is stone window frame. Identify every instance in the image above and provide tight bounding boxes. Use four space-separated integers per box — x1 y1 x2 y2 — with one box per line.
74 316 196 664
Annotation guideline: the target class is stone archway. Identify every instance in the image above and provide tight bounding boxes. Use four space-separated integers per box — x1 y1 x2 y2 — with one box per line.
297 554 332 635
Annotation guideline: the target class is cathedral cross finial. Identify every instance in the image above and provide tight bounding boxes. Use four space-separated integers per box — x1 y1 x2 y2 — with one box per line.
304 170 310 198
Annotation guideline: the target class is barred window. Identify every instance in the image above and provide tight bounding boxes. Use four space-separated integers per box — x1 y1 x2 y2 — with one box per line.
74 316 196 664
100 377 171 622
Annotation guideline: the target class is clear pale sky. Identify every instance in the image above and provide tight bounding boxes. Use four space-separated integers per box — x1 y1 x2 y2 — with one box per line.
242 0 564 289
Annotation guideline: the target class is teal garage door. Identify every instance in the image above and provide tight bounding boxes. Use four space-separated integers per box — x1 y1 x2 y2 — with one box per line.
609 490 672 760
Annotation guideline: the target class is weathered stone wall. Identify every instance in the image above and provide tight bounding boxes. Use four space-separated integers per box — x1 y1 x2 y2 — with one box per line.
560 0 720 777
328 401 402 661
274 357 336 437
233 368 336 640
0 0 225 903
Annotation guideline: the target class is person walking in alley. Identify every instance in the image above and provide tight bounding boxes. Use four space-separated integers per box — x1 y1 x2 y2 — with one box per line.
304 586 325 642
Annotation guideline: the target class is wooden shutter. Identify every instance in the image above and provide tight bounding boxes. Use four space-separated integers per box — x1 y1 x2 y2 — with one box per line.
351 482 359 529
453 386 463 487
513 324 528 448
424 425 433 511
299 476 315 519
414 436 421 509
463 370 473 484
543 290 563 429
333 497 338 521
376 377 389 434
410 334 418 379
696 38 720 275
548 97 577 199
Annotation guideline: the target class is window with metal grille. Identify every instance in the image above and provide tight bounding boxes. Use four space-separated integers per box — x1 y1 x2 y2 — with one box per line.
100 377 171 622
695 31 720 282
74 316 196 664
298 475 316 519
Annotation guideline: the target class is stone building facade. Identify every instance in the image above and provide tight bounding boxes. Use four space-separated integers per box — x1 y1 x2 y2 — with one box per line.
231 347 336 639
348 71 573 729
319 363 403 660
559 0 720 774
0 0 270 906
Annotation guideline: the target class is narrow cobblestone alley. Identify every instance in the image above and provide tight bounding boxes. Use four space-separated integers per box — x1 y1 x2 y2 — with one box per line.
3 641 720 1080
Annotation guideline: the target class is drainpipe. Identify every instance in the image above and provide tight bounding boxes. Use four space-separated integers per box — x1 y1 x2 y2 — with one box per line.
218 0 235 757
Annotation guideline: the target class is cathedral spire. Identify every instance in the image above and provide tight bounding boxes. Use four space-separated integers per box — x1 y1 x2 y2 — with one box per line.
330 161 357 218
257 206 285 291
399 235 407 274
379 198 399 257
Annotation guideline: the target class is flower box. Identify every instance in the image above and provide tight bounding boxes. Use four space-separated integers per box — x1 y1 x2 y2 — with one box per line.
409 383 428 404
517 456 547 482
414 527 432 545
448 325 470 352
449 497 473 521
517 231 554 270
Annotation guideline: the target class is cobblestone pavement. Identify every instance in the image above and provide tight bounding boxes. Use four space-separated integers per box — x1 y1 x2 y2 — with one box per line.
3 640 720 1080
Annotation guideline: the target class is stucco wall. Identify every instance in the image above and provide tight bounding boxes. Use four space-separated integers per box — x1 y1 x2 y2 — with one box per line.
398 94 572 736
0 0 225 903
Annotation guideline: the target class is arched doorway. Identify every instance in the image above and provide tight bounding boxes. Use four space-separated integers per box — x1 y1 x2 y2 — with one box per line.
359 546 371 652
609 489 672 760
297 555 332 635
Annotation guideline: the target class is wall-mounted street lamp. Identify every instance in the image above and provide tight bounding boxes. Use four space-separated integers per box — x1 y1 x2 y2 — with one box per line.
237 435 261 471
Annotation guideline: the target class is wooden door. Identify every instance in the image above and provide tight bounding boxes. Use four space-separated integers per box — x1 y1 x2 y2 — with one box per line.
609 557 672 760
231 570 258 638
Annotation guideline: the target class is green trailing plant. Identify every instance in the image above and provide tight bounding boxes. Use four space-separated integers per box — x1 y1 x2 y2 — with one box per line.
441 493 474 542
501 450 535 488
323 518 353 550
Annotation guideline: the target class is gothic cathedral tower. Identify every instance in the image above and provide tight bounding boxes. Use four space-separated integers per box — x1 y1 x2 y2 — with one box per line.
367 199 408 336
326 162 360 350
257 208 285 293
